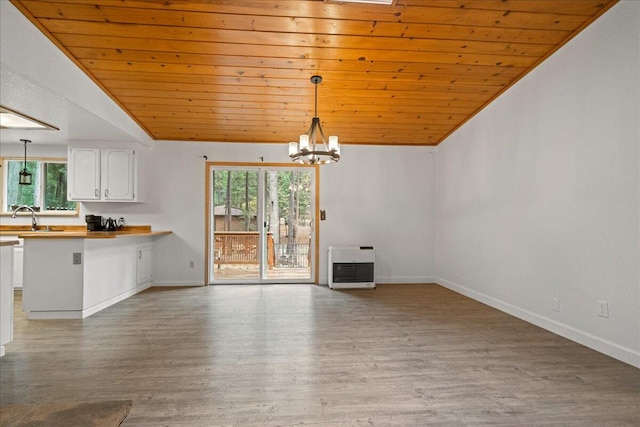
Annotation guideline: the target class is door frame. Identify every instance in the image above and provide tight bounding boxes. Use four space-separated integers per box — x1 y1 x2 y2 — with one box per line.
204 161 320 285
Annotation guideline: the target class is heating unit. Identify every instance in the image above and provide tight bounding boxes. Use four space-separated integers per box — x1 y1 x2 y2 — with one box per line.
328 246 375 289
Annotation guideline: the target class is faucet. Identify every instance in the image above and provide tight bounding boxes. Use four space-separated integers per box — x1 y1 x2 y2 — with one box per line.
11 205 38 231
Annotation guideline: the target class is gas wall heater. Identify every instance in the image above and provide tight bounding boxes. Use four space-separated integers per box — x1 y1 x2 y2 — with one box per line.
328 246 375 289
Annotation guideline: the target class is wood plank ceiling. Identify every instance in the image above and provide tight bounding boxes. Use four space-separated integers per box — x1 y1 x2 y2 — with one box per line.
11 0 618 146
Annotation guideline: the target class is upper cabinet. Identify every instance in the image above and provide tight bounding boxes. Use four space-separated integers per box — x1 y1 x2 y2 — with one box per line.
68 147 139 202
101 149 135 201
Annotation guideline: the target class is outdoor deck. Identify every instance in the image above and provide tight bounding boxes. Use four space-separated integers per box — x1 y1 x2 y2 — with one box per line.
212 265 311 281
213 231 311 281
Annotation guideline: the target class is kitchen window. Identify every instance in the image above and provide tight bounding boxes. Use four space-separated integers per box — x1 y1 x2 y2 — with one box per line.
1 158 77 215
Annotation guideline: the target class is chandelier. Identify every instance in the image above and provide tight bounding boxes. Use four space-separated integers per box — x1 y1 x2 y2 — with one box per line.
289 75 340 164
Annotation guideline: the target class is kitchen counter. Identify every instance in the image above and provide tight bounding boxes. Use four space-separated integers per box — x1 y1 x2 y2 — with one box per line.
13 225 172 319
0 225 171 239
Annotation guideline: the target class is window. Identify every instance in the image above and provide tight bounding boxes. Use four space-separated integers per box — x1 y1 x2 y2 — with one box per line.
2 158 77 214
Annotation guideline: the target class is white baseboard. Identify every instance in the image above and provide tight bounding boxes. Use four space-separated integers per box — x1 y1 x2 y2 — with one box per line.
435 277 640 369
376 277 436 284
28 311 83 320
28 282 152 320
0 345 5 357
151 281 205 287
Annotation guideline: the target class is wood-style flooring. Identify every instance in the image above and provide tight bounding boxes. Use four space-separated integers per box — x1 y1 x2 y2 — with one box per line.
1 284 638 426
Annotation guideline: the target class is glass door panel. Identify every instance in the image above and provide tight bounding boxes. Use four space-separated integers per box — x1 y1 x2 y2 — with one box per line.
211 168 260 281
263 169 313 281
209 165 315 284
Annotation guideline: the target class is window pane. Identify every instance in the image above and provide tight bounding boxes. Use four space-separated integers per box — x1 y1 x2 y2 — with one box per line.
44 163 76 211
7 160 40 210
5 160 77 213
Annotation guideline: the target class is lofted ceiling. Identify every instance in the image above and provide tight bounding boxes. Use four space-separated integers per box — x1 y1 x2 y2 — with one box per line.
10 0 617 146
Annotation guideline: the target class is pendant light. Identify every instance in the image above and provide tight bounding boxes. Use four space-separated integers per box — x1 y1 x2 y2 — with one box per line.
289 75 340 165
19 139 32 185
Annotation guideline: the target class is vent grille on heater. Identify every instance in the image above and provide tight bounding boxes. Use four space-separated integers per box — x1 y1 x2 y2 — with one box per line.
328 246 375 289
332 263 374 283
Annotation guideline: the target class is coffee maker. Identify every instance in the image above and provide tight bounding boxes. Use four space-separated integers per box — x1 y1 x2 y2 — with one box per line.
85 215 103 231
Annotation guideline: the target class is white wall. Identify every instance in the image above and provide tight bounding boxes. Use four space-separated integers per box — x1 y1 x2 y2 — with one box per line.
140 141 436 286
435 1 640 367
2 139 436 286
322 145 436 283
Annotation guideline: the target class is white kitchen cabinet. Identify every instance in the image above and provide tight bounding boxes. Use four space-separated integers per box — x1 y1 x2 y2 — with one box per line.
1 242 16 356
68 147 101 200
137 245 153 285
68 147 137 201
23 236 157 319
13 246 23 289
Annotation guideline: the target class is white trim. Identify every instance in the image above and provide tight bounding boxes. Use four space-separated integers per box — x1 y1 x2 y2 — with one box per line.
435 277 640 369
375 276 435 284
151 281 205 287
28 311 83 320
27 282 152 319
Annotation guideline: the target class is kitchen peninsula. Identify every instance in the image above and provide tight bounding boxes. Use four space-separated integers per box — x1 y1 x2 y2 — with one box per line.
17 226 171 319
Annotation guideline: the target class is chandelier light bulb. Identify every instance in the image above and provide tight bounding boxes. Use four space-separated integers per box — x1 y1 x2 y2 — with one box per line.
328 136 339 151
299 134 310 151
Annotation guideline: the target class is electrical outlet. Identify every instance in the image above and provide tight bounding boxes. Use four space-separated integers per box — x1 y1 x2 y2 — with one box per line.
552 298 560 312
189 261 194 268
72 252 82 265
597 300 609 318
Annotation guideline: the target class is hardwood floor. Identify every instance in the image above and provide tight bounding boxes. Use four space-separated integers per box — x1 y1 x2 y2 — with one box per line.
1 284 638 426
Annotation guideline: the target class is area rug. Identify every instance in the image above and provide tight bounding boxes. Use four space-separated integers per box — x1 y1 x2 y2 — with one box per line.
0 400 132 427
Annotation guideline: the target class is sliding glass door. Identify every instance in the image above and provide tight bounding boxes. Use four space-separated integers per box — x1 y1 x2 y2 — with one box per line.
209 165 316 284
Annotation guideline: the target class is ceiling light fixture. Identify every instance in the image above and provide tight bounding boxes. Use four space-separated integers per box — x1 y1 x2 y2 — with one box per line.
19 139 33 185
289 76 340 165
0 106 59 130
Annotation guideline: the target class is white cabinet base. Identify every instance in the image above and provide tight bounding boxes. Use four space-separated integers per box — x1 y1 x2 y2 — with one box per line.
1 244 15 357
27 282 151 319
23 236 154 319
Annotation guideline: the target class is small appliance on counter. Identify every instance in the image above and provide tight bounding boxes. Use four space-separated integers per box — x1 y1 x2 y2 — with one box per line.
86 215 125 231
85 215 103 231
105 217 118 231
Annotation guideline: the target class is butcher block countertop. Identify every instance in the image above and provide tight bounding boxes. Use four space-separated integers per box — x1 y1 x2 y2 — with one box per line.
0 225 171 239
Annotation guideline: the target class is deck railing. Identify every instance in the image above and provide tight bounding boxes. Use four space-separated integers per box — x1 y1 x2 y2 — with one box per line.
274 243 309 268
214 232 309 268
214 232 264 266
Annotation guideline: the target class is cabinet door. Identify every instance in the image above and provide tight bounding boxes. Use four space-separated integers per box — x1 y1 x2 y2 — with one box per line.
102 149 135 201
68 148 101 200
13 247 23 289
137 245 153 285
1 247 14 348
